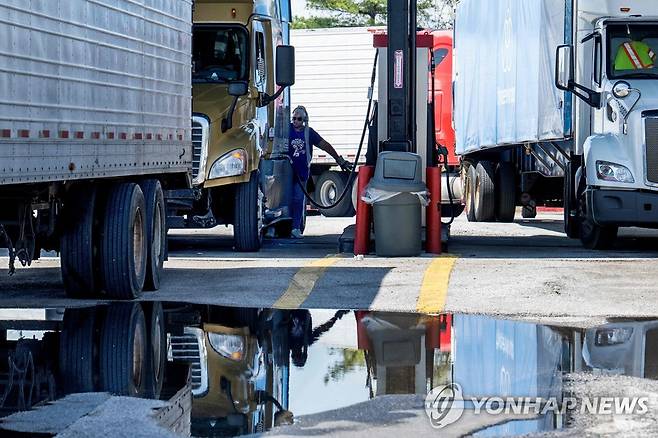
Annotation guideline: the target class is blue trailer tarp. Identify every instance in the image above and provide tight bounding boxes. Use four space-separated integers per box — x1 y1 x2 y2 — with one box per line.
454 0 568 155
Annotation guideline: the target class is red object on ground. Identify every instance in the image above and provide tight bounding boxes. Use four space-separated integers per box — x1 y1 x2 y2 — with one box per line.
426 167 442 254
354 165 375 255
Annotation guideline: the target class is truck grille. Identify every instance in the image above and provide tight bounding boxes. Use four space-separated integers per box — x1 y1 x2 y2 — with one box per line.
645 117 658 183
169 328 208 397
192 121 203 179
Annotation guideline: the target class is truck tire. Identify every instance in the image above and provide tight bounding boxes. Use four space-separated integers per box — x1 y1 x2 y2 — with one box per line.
100 303 147 397
143 302 166 399
474 161 496 222
464 164 477 222
351 176 359 213
60 187 98 298
495 162 516 222
59 308 97 393
315 171 354 217
234 171 264 252
100 183 147 299
578 191 618 250
139 180 166 291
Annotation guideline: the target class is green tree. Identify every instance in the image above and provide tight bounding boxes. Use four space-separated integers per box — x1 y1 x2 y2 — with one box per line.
294 0 438 29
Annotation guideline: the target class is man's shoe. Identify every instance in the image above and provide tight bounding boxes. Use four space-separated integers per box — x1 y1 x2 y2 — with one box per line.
291 229 303 239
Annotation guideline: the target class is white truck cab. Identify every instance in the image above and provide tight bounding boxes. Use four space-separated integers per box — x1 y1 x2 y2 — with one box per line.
558 2 658 248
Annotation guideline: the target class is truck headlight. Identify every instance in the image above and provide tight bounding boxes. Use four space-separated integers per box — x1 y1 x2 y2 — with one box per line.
207 333 244 360
594 328 633 346
208 149 247 179
596 161 634 183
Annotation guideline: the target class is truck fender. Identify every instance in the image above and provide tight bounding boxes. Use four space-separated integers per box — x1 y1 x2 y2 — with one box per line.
583 134 633 187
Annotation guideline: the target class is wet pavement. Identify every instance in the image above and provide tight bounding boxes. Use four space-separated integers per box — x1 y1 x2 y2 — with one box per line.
0 302 654 436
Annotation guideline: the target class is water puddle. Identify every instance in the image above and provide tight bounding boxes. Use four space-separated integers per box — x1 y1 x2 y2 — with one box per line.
0 304 652 436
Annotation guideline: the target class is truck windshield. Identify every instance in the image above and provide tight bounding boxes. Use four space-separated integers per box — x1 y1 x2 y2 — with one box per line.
608 23 658 79
193 26 248 83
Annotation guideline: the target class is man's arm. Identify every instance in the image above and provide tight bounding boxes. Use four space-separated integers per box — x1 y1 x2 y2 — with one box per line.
316 139 341 162
312 129 353 171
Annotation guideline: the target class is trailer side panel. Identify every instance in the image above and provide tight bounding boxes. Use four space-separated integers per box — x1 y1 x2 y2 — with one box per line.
454 0 568 155
0 0 193 185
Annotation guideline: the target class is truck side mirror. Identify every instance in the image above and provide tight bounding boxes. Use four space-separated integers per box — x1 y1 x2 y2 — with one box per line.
222 81 248 133
555 44 601 108
228 81 248 97
555 45 574 91
275 45 295 87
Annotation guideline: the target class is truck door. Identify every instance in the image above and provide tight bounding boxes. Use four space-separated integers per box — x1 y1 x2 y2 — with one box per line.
432 41 457 165
253 20 269 157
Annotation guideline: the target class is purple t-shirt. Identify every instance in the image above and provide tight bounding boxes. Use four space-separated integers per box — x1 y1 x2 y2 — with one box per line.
288 124 322 181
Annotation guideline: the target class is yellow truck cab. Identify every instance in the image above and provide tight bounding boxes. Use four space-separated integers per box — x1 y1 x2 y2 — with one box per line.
186 0 294 251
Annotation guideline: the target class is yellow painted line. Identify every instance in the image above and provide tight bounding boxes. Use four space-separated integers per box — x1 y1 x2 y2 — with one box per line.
273 256 342 309
416 255 458 314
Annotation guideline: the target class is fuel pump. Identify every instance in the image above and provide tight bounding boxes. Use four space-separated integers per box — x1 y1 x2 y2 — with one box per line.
352 0 445 256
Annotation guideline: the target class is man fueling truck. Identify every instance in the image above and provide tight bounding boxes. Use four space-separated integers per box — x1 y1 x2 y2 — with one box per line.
453 0 658 249
0 0 295 300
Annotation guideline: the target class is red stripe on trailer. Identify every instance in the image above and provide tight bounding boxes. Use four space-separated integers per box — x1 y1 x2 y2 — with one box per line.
59 131 70 139
40 130 50 138
1 130 10 138
75 131 84 139
18 130 29 138
91 132 100 139
537 207 563 213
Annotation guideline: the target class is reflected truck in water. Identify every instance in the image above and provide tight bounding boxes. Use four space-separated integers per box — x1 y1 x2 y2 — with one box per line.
0 305 655 436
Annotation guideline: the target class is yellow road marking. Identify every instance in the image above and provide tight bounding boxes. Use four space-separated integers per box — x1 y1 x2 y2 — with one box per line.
416 255 458 314
273 256 342 309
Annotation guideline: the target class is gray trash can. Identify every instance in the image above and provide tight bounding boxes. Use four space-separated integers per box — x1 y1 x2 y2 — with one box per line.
365 152 427 257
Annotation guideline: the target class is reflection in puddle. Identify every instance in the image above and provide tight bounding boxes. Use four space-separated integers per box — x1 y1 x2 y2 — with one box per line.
0 304 653 436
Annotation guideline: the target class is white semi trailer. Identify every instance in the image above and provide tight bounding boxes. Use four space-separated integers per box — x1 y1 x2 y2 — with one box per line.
455 0 658 249
290 27 377 217
0 0 193 298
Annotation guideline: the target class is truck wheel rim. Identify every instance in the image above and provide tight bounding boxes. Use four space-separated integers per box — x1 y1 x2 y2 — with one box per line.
152 312 163 381
133 209 145 276
474 176 481 208
257 186 264 236
153 205 163 263
133 320 145 389
320 180 337 205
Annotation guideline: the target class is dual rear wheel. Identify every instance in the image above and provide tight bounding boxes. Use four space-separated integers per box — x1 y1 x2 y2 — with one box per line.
58 302 166 399
464 160 516 223
60 180 166 299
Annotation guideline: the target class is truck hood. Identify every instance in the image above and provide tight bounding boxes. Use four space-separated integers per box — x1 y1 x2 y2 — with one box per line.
193 84 235 123
624 80 658 113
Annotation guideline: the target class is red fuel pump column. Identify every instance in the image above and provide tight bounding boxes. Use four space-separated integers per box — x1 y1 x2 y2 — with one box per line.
426 167 442 254
354 165 375 255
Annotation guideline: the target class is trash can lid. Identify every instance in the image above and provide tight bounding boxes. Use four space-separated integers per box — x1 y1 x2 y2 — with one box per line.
368 151 427 192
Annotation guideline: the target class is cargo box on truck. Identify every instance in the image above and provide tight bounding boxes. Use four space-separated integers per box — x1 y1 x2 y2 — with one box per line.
0 0 194 299
290 27 377 217
454 0 658 249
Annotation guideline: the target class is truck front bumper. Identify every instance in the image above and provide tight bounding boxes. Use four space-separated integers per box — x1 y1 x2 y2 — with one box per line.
589 188 658 227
